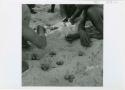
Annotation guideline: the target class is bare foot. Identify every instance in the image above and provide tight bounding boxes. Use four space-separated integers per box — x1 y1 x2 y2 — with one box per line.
65 33 80 43
37 25 46 34
79 30 91 47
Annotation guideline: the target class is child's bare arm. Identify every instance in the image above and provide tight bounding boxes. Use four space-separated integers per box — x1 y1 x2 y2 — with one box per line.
70 5 83 21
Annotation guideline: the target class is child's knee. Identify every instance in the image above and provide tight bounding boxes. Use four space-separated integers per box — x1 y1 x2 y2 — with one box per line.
87 7 94 16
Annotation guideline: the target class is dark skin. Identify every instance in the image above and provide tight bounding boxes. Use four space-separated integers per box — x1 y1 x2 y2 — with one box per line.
60 4 76 22
48 4 55 13
69 5 91 21
22 4 47 49
22 5 47 72
67 5 103 47
27 4 37 14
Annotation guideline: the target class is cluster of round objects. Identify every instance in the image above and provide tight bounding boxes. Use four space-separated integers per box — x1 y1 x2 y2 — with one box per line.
78 51 85 56
49 51 56 57
64 74 75 83
31 53 40 60
56 60 64 65
41 64 50 71
30 50 66 72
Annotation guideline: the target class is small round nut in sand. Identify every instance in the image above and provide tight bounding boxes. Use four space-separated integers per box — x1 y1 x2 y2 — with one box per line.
64 74 75 83
56 60 64 65
49 51 56 57
69 75 75 79
78 51 85 56
41 64 50 71
31 53 40 60
68 78 73 83
64 74 69 80
68 75 75 83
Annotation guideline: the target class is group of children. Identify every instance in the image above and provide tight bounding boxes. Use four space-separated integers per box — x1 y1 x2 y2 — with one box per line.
22 4 103 72
23 4 103 49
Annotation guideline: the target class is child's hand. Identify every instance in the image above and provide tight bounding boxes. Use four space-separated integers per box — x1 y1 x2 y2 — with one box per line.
68 18 75 25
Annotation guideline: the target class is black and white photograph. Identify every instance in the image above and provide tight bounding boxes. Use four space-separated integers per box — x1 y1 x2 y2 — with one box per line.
22 4 103 86
0 0 125 88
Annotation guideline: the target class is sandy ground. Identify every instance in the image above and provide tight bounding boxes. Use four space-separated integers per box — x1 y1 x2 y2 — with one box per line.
22 5 103 86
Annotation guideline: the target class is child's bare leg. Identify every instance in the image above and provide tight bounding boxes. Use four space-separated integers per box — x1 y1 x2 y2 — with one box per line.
51 4 55 12
48 4 55 13
22 26 46 49
78 10 91 47
22 5 46 49
87 5 103 39
61 5 76 22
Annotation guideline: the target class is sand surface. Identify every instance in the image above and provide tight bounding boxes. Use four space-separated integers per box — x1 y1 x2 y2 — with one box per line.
22 5 103 86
